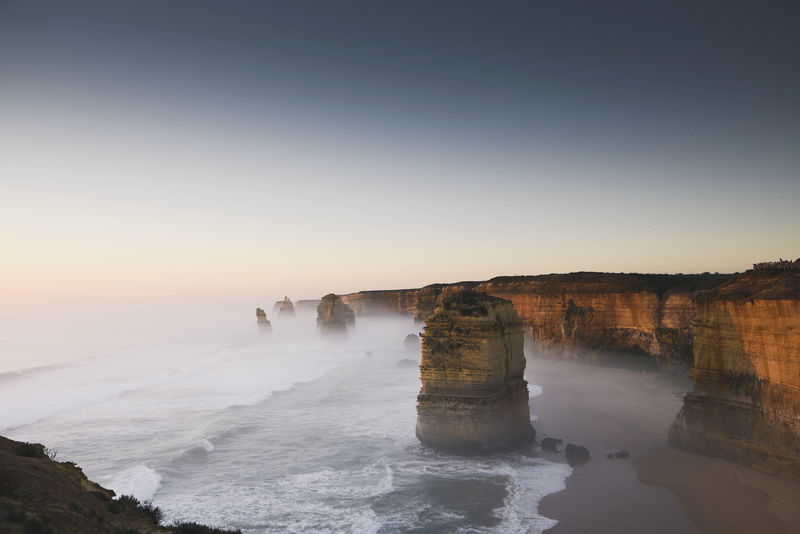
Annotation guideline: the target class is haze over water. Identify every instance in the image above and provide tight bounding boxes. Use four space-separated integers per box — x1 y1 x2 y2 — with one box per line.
0 303 571 533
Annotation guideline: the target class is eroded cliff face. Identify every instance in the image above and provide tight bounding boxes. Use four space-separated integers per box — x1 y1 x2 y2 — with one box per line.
416 291 535 453
670 273 800 479
344 273 728 363
345 271 800 476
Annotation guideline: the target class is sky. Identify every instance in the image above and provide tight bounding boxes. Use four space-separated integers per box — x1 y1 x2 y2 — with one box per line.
1 0 798 304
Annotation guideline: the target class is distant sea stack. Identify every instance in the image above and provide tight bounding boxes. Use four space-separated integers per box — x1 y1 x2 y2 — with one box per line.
256 308 272 331
416 291 535 453
277 297 295 318
317 294 355 335
404 333 420 351
669 271 800 479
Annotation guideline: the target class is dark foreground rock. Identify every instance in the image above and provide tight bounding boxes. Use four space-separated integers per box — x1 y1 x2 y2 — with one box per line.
541 437 561 451
565 443 590 465
416 291 535 453
0 435 240 534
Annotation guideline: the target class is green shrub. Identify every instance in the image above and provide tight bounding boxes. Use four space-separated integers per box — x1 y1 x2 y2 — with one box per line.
170 521 243 534
5 505 26 523
22 517 53 534
117 495 163 525
14 442 45 459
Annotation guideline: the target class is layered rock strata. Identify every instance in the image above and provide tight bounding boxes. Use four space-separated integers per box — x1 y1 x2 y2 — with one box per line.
256 308 272 331
344 273 730 363
669 273 800 479
316 294 355 335
416 291 535 453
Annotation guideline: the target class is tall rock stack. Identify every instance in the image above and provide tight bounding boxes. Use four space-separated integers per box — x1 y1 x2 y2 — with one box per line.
256 308 272 331
278 297 295 318
416 291 535 453
317 293 355 335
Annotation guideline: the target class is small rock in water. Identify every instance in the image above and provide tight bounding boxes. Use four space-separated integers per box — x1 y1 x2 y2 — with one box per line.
614 450 630 459
404 333 420 351
565 443 590 465
541 437 561 451
397 358 418 368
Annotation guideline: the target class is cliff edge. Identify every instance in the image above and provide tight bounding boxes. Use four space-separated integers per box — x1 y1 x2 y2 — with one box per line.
669 272 800 479
0 435 239 534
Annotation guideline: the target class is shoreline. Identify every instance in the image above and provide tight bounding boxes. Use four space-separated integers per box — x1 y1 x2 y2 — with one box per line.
529 356 800 534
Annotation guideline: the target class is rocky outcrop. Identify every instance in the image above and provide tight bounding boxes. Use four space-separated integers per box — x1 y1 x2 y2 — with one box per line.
565 443 590 465
669 273 800 479
0 436 240 533
344 273 730 363
343 269 800 476
256 308 272 331
316 294 355 335
276 297 295 318
416 291 535 453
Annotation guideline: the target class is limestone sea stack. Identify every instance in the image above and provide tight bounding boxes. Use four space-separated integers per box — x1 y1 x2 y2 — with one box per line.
317 293 355 335
256 308 272 331
278 296 295 318
416 291 535 453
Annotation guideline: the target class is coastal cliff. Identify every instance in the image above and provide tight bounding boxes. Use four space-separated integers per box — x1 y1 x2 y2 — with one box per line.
344 273 729 363
0 435 239 533
416 291 535 452
669 273 800 479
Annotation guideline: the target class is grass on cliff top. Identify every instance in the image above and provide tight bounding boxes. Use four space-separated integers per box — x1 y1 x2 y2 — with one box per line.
346 273 735 299
694 272 800 302
483 272 735 297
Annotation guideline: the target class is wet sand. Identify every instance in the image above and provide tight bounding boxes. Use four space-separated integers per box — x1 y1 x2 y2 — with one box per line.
530 356 800 534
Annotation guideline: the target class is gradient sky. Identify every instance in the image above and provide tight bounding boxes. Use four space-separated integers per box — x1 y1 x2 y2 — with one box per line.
1 1 798 303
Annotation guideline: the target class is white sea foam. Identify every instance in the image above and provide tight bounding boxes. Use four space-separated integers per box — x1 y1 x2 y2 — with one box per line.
491 456 570 534
1 304 572 533
105 464 163 502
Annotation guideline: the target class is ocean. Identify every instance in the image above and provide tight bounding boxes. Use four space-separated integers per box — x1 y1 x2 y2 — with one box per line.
0 302 570 533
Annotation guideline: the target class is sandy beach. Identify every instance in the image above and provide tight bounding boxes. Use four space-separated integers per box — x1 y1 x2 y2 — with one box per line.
530 356 800 534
